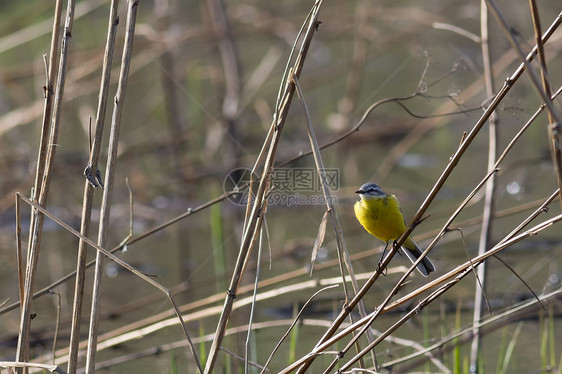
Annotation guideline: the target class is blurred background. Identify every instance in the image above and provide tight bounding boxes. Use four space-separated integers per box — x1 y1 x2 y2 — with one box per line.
0 0 561 372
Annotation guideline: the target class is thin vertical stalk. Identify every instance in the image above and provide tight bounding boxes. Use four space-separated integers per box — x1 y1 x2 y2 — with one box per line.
23 0 62 309
203 3 323 372
470 2 498 372
85 1 139 372
67 1 120 373
31 0 62 204
15 0 75 370
15 195 23 306
244 225 263 374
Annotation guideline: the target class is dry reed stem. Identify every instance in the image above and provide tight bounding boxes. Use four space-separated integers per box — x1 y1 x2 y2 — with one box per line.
15 194 24 308
66 2 120 373
432 22 481 43
244 226 265 372
471 2 499 367
84 1 146 373
204 2 324 372
342 230 562 372
50 290 62 365
16 0 76 369
337 229 562 373
21 0 63 323
41 271 385 367
0 361 67 374
31 0 62 206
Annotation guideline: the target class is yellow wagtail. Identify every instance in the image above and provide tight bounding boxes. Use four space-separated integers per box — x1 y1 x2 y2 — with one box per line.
354 182 435 277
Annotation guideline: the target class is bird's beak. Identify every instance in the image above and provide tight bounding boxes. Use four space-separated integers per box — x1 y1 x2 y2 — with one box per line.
355 189 363 194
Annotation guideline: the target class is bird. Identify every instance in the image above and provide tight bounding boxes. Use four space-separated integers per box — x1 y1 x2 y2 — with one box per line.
354 182 435 277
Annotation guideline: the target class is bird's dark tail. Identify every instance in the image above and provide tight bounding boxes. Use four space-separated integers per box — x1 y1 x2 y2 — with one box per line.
401 237 435 277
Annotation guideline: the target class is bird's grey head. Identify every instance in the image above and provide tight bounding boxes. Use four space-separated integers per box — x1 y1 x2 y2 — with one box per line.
355 183 385 199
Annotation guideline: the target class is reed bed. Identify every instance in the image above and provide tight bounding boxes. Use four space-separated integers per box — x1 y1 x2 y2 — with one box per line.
0 0 561 373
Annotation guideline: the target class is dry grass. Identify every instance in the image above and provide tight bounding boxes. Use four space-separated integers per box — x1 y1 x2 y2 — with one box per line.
0 0 561 373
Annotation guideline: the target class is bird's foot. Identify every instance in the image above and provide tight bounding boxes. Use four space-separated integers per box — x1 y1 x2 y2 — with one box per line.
377 261 387 276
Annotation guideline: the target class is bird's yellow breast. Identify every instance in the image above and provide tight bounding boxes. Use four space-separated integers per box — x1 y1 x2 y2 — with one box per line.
354 194 406 243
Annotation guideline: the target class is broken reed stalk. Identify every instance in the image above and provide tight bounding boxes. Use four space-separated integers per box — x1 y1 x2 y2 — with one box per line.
66 1 120 373
203 2 324 372
470 1 498 369
84 1 141 373
15 0 75 370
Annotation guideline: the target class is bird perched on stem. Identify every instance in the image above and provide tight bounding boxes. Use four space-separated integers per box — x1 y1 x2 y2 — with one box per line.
354 182 435 277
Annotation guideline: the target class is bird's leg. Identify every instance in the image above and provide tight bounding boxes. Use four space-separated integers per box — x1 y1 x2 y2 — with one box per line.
377 242 389 276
